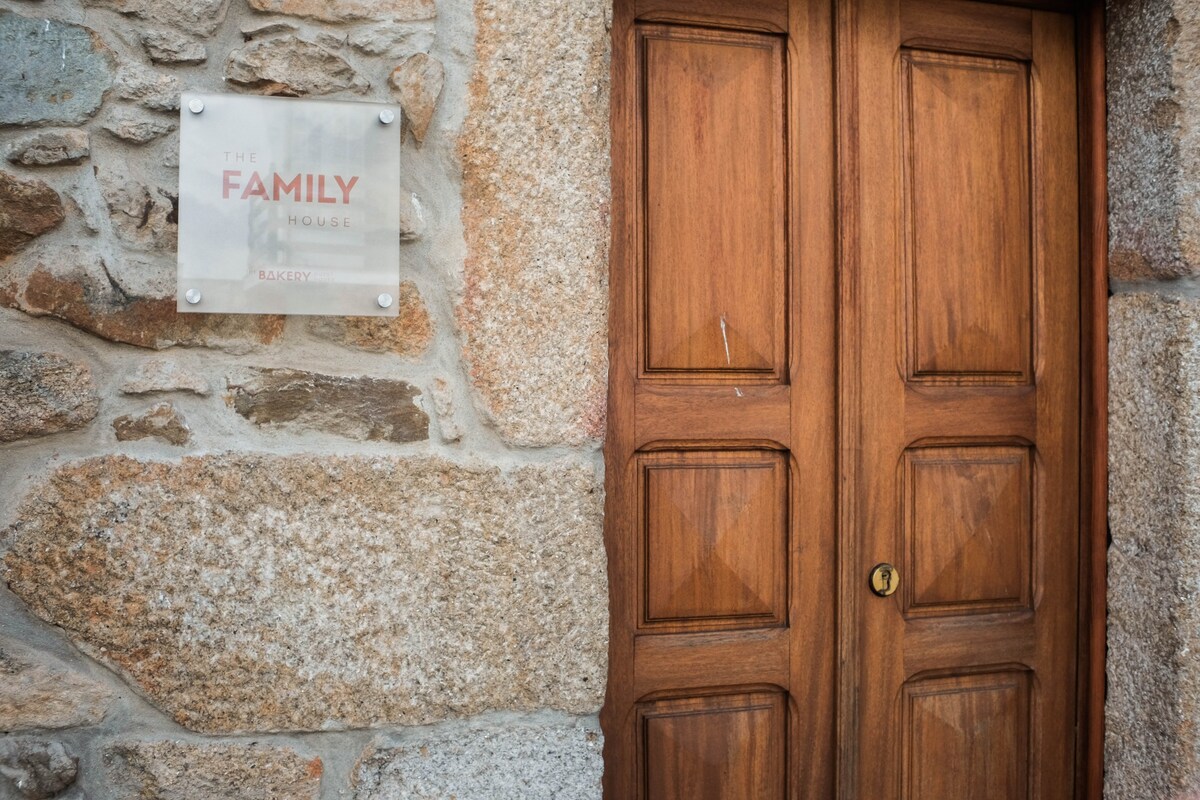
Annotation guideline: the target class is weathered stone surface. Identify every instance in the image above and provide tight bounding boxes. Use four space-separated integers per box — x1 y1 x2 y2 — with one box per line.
104 742 321 800
390 53 444 143
160 133 180 169
6 130 90 167
113 64 181 112
240 21 298 40
0 12 115 127
81 0 229 37
0 172 63 260
227 368 428 443
1108 293 1200 798
2 454 607 732
113 402 190 446
65 173 106 235
246 0 435 23
306 282 432 356
0 351 98 443
100 177 177 252
431 377 462 443
141 30 206 64
0 245 285 352
458 0 610 447
348 23 434 59
353 715 603 800
226 38 368 97
0 638 113 732
1108 0 1200 279
121 359 209 396
398 192 426 241
0 740 77 800
101 110 176 144
104 256 174 301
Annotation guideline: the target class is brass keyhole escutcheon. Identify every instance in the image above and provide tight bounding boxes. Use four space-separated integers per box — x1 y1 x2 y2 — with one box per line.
869 563 899 597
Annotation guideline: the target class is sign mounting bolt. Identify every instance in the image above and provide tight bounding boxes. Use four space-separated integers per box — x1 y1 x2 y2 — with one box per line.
377 293 394 309
184 288 202 305
379 109 395 125
188 98 205 114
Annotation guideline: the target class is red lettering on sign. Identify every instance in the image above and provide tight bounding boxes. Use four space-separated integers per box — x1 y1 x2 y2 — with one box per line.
222 170 241 199
334 175 359 204
317 175 336 204
241 172 269 200
273 173 301 201
221 171 362 205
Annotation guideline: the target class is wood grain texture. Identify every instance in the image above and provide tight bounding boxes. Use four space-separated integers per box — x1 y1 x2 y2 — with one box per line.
902 671 1032 800
641 26 786 379
901 0 1032 59
786 1 839 794
850 1 1079 798
633 629 790 697
904 444 1033 615
602 2 641 795
1077 3 1108 796
901 50 1033 384
606 1 836 797
834 0 864 794
640 450 787 628
638 691 786 800
606 0 1101 797
634 0 789 32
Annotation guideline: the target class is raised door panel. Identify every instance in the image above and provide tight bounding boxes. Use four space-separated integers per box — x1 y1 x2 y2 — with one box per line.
902 671 1032 800
640 449 787 630
639 691 786 800
901 50 1033 385
640 26 786 379
902 444 1033 617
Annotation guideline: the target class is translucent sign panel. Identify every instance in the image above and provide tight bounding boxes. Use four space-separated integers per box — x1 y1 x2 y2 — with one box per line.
177 93 402 316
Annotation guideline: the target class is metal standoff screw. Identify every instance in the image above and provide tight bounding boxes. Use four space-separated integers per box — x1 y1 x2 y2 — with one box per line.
184 288 202 305
377 293 394 309
188 98 205 114
379 109 396 125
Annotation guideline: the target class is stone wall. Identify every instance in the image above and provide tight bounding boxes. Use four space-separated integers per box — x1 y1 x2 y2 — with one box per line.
1108 0 1200 796
0 0 610 798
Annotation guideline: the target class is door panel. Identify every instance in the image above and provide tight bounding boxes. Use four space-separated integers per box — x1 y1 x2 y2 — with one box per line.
901 670 1032 800
902 443 1034 616
640 449 788 629
605 0 1082 797
638 691 787 800
901 49 1033 384
642 27 786 377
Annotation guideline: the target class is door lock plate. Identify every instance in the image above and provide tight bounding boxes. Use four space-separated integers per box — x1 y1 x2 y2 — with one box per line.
869 563 899 597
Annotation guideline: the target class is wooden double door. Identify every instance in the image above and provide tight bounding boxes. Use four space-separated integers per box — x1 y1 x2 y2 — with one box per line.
603 0 1097 797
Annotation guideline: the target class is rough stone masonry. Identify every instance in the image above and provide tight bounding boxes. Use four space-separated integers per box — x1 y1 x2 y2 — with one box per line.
0 0 610 797
1107 0 1200 797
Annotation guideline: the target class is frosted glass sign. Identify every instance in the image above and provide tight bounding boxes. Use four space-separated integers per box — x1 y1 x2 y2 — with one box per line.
177 93 402 316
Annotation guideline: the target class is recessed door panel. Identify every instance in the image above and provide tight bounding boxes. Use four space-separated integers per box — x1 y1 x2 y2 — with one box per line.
640 26 786 379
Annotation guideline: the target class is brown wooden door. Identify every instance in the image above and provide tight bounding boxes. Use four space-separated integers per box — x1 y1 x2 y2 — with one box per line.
604 0 1084 797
